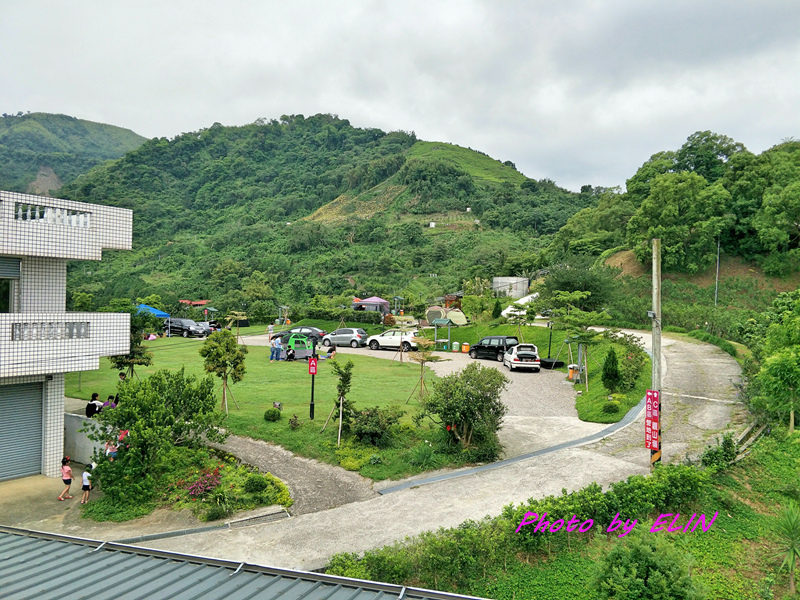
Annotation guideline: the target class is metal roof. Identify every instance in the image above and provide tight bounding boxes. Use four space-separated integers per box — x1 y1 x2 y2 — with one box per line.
0 527 486 600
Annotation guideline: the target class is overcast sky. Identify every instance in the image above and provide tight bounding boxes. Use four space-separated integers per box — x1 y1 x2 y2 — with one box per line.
3 1 799 191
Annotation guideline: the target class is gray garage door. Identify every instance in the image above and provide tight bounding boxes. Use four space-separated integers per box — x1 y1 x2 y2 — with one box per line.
0 383 43 480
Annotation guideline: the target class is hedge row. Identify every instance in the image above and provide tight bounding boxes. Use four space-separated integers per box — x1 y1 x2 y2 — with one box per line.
303 307 383 324
687 330 738 357
326 464 709 590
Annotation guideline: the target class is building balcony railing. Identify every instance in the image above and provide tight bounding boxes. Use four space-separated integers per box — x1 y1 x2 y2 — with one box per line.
0 312 130 378
0 190 132 261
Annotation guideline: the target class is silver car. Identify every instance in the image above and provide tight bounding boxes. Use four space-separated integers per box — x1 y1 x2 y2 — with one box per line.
321 328 368 348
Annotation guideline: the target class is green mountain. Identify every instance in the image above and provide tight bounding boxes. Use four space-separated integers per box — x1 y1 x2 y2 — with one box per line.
58 113 596 313
548 132 800 276
0 112 146 194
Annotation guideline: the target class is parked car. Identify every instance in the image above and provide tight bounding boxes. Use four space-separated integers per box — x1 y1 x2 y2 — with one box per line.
196 321 214 336
468 336 519 361
367 329 419 351
276 326 327 346
503 343 541 372
322 328 368 348
163 318 207 338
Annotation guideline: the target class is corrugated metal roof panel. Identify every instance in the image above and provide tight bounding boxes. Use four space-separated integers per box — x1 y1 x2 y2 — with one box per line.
0 528 486 600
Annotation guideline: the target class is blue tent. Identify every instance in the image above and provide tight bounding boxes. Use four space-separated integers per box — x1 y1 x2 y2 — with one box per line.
136 304 169 318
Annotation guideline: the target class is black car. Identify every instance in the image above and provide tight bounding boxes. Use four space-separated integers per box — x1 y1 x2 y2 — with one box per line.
163 318 207 338
276 326 327 346
468 336 519 362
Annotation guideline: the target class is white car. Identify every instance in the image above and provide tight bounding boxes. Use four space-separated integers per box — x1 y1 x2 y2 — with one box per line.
503 343 541 372
367 329 419 351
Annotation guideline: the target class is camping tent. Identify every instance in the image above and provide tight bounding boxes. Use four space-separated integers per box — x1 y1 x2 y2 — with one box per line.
136 304 169 318
353 296 391 315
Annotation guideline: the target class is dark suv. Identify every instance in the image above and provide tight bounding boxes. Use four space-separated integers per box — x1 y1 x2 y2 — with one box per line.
469 336 519 362
163 318 207 338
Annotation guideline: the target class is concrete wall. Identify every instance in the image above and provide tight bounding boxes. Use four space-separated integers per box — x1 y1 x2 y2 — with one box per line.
64 412 104 466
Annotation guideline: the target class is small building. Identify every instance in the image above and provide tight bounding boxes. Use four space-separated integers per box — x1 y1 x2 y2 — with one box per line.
491 277 529 299
444 291 463 309
0 191 132 480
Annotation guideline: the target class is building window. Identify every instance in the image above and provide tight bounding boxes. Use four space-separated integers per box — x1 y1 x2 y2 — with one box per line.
0 279 10 313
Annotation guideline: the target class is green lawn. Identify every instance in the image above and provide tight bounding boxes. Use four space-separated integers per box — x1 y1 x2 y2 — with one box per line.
66 333 447 480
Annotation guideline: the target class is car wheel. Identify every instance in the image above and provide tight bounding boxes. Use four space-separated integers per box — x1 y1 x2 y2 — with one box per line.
322 339 331 347
369 340 380 350
182 330 188 338
402 342 411 352
469 349 477 359
350 340 359 348
496 352 504 362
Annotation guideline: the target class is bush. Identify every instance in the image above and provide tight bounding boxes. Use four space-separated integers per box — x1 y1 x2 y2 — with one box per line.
687 330 738 357
593 532 704 599
351 405 404 447
288 414 302 430
263 407 281 422
602 401 620 414
244 473 269 494
663 325 688 333
700 432 738 469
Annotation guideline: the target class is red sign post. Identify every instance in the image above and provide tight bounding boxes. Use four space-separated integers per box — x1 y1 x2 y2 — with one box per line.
645 389 660 451
308 356 318 420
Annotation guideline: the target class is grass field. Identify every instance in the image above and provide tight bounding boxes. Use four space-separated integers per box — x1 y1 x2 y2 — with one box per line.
407 141 527 185
65 331 449 480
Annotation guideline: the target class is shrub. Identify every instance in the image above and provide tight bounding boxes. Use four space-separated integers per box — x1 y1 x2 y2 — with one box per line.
593 532 704 599
409 441 439 468
700 432 738 469
263 407 281 422
244 473 269 494
663 325 688 333
351 405 404 447
687 329 737 357
602 401 620 414
288 414 302 430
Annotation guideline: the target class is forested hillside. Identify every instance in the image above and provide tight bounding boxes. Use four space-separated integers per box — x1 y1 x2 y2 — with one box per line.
549 132 800 276
60 114 595 315
0 112 146 194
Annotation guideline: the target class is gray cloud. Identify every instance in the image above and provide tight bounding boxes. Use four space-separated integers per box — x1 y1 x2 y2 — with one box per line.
2 0 798 191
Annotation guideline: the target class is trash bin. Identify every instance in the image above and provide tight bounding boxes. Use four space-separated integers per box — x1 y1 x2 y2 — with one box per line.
461 342 470 353
452 343 461 353
441 343 448 350
568 364 578 380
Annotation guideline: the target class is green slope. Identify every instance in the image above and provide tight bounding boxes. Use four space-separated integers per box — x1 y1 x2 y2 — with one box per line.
56 113 592 313
0 112 146 194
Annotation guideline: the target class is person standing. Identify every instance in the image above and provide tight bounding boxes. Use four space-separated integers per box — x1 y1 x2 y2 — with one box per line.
58 457 73 500
269 335 277 362
274 335 283 361
80 464 93 504
267 323 274 337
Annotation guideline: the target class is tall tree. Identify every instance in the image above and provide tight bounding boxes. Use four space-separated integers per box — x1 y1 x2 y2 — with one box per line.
199 330 247 413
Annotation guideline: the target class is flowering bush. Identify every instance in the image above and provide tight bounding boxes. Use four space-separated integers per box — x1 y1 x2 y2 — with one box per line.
187 466 221 497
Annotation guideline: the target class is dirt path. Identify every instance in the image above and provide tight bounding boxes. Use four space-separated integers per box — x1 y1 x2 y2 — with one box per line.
210 436 377 516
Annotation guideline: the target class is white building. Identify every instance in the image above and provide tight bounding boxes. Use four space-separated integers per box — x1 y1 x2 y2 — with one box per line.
0 190 132 480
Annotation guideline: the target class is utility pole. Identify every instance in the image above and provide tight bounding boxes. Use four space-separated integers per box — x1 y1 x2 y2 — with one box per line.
714 236 721 307
650 238 662 470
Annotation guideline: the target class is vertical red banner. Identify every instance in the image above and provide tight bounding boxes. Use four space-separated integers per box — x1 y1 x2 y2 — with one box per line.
645 389 660 450
308 357 318 375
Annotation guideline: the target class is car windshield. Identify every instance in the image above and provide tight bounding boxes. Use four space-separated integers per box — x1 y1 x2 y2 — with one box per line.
185 320 199 326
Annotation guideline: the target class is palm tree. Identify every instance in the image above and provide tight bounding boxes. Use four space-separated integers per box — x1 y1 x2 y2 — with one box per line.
775 501 800 595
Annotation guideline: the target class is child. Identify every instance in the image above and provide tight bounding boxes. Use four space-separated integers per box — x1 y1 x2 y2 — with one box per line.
80 464 93 504
105 439 118 462
58 456 73 500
